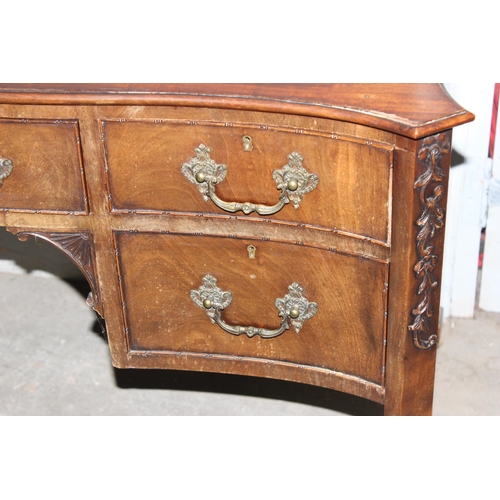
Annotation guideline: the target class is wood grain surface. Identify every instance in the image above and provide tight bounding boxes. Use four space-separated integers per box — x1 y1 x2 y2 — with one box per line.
0 84 474 139
0 119 87 213
115 232 388 386
103 118 392 242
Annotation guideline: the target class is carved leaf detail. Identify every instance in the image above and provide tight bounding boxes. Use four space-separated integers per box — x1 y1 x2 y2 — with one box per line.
409 133 450 350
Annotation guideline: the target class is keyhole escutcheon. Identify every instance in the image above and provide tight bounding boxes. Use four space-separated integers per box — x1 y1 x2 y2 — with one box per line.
247 244 256 259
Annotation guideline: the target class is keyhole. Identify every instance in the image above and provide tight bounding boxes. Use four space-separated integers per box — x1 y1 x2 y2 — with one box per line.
242 135 253 152
247 244 256 259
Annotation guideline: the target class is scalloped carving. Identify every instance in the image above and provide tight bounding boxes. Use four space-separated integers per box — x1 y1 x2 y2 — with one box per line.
15 230 102 316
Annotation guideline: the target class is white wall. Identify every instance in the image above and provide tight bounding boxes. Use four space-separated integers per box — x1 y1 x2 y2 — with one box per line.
479 84 500 313
441 83 495 319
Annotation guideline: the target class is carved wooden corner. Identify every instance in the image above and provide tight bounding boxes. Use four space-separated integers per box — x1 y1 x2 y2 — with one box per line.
11 230 104 319
409 132 451 350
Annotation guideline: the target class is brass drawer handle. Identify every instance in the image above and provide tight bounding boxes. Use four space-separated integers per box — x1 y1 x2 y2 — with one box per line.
181 144 319 215
0 156 14 187
190 274 318 339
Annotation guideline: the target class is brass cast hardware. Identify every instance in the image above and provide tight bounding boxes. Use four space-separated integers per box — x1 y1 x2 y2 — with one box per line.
190 274 318 339
181 144 319 216
242 135 253 151
0 156 14 187
247 244 256 259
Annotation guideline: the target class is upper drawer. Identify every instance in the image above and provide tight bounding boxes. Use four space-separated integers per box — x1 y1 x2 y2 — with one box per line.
102 120 393 243
0 119 87 213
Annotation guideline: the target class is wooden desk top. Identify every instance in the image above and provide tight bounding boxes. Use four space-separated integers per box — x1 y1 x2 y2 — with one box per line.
0 83 475 139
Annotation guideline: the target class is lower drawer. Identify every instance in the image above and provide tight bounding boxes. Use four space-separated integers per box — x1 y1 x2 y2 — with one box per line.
114 232 388 385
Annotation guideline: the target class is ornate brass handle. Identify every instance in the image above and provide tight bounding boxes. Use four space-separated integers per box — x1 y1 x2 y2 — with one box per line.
181 144 319 215
0 156 14 187
190 274 318 339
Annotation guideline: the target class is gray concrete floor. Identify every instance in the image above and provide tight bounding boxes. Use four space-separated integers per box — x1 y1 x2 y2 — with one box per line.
1 271 499 416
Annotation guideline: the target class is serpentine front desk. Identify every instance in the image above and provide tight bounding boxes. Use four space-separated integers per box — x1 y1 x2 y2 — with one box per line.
0 84 474 415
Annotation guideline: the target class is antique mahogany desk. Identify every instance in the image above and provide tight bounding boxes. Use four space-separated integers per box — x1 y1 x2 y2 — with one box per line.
0 84 474 415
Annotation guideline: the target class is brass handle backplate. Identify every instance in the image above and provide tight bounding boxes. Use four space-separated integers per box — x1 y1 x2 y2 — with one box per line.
190 274 318 339
0 156 14 187
181 144 319 215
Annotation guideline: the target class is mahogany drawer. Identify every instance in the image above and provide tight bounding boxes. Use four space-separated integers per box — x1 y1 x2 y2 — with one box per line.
103 120 393 243
114 231 389 387
0 119 87 213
